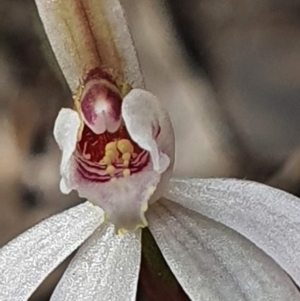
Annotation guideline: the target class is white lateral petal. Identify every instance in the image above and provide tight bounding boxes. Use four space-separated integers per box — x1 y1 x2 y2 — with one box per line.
54 109 80 194
51 224 141 301
0 202 103 301
122 88 173 173
35 0 143 92
148 199 300 301
53 108 80 174
165 178 300 287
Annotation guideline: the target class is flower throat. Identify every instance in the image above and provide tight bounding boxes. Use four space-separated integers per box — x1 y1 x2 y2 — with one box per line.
74 68 150 182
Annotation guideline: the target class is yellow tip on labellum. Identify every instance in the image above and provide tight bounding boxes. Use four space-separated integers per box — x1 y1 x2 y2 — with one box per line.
117 228 128 236
142 202 148 213
115 220 148 236
112 217 144 235
116 215 148 236
137 219 149 230
147 186 156 197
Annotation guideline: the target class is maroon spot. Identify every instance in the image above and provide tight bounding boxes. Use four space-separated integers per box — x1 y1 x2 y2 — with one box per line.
80 83 122 125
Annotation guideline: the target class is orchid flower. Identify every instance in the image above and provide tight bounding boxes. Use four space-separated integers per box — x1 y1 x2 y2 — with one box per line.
1 1 300 300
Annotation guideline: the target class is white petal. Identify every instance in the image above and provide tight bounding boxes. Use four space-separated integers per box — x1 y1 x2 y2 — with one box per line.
35 0 143 92
53 109 80 152
59 176 72 194
51 224 141 301
0 202 103 301
53 108 80 192
122 88 174 173
122 88 175 206
165 178 300 287
148 199 300 301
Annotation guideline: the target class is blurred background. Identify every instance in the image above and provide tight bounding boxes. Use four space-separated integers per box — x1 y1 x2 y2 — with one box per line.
1 0 300 299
